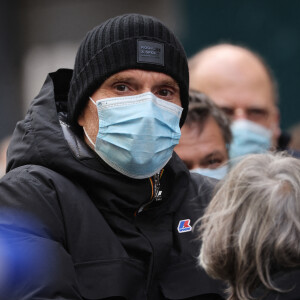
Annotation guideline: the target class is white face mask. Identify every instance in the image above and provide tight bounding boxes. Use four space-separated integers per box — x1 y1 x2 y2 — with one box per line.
229 119 272 164
83 92 183 179
190 164 228 180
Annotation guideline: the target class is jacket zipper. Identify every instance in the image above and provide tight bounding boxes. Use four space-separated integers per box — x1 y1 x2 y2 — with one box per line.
136 172 161 214
135 171 164 297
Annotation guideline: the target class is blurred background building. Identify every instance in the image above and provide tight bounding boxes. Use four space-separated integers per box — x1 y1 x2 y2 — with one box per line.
1 0 300 140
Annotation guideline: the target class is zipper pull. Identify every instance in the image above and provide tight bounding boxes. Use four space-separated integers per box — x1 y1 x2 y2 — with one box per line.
135 172 163 215
153 173 162 202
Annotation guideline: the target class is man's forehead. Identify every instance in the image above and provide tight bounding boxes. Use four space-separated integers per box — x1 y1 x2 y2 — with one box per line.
214 98 273 109
177 122 227 157
190 46 277 107
190 82 276 114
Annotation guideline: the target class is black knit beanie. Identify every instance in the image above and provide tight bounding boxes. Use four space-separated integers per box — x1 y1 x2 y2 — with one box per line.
68 13 189 127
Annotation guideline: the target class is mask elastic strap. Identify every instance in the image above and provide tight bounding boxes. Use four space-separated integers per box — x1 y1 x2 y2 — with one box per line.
89 97 97 106
83 127 95 147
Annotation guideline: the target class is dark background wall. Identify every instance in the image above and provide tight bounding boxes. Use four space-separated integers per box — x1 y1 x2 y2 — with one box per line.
0 1 22 140
178 0 300 131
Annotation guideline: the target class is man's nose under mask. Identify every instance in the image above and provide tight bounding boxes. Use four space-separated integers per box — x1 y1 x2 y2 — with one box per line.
190 164 228 180
229 119 272 164
83 92 183 179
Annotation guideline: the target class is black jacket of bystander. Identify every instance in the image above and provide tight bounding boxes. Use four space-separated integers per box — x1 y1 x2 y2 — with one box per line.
0 69 225 300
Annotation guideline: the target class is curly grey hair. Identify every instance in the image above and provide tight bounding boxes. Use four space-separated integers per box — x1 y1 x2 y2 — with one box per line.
197 152 300 300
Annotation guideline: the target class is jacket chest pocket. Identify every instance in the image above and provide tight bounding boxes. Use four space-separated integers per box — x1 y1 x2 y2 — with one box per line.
74 258 147 300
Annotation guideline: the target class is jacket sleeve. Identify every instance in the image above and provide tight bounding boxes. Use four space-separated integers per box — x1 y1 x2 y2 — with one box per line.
0 166 83 300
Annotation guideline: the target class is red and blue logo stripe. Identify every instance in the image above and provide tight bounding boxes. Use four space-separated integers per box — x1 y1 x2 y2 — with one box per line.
177 219 192 233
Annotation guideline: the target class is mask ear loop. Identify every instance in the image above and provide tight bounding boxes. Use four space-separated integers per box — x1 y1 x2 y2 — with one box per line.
89 97 97 105
83 127 95 147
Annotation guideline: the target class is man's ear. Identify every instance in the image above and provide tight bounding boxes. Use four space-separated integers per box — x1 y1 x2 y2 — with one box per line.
77 100 99 132
77 100 91 127
77 110 85 127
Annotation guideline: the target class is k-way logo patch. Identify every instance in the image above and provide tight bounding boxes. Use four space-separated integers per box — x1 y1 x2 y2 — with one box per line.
137 40 164 66
177 219 192 233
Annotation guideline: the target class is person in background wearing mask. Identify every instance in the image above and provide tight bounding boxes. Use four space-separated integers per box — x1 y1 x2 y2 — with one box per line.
188 43 283 163
175 90 232 180
0 14 225 300
197 152 300 300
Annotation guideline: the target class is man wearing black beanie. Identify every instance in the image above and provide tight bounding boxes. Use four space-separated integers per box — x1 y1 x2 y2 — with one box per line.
0 14 225 299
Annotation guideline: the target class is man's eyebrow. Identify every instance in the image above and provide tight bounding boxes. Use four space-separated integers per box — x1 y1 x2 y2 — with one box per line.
158 79 179 89
246 107 269 111
202 151 224 160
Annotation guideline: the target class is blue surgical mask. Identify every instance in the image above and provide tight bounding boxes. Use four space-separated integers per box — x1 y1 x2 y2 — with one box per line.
84 92 182 179
229 119 272 163
190 164 228 180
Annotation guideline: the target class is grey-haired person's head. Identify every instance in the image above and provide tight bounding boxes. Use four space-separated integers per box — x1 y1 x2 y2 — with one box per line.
198 152 300 300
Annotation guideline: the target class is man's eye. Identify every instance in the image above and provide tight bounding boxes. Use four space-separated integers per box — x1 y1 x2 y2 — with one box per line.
247 108 269 120
115 84 129 92
158 89 172 97
221 107 234 117
207 158 223 169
